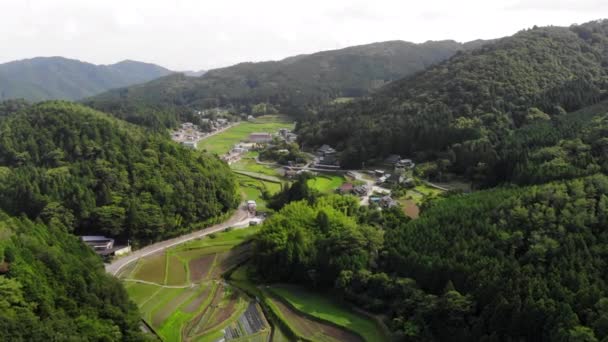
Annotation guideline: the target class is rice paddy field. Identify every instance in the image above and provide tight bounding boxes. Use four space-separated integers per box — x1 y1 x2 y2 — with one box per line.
198 115 295 155
119 228 271 342
306 174 345 193
229 265 388 342
268 285 388 342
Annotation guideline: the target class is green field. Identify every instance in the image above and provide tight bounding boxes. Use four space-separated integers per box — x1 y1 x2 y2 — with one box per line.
121 228 268 342
232 156 281 177
198 115 295 154
268 285 388 342
236 174 282 211
307 175 345 193
229 264 386 342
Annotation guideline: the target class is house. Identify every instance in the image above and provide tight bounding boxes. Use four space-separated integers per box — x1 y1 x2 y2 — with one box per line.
80 236 115 250
182 141 197 149
247 115 255 121
285 169 298 179
374 170 385 177
285 133 298 143
248 133 273 143
317 144 336 156
216 118 228 125
396 158 415 169
377 175 388 184
338 183 354 194
380 195 398 208
353 185 370 196
384 154 401 166
247 200 257 213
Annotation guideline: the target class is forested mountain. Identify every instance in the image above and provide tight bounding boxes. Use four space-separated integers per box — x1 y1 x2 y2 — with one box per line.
297 20 608 184
84 40 475 128
0 57 172 102
255 174 608 341
0 101 238 245
0 212 146 340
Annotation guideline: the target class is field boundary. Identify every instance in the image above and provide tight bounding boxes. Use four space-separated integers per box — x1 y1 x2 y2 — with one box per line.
266 288 366 342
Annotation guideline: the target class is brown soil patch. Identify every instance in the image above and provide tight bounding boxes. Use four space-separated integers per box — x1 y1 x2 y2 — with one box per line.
271 298 362 342
186 283 226 337
207 292 239 329
189 254 216 282
183 286 212 313
402 200 420 219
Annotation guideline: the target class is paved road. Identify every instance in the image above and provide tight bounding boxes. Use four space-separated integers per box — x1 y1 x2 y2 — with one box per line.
105 208 251 276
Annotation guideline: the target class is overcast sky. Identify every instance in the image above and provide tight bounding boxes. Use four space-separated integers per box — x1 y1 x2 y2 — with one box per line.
0 0 606 71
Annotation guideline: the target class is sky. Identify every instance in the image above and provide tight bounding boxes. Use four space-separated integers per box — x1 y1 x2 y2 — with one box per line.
0 0 607 71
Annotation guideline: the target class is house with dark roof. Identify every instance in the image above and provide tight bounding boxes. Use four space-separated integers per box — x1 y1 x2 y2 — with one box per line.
384 154 401 165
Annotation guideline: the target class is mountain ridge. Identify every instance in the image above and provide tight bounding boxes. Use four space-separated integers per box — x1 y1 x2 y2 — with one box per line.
0 56 173 101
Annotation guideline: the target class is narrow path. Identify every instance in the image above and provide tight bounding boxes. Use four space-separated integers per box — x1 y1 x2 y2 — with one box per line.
422 180 451 191
122 278 196 289
105 207 251 276
232 170 282 183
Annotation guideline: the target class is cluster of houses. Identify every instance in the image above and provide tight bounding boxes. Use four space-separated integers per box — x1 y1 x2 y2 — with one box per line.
278 128 298 143
315 144 339 168
370 195 399 208
172 119 232 149
338 183 370 196
172 122 204 148
80 236 131 259
200 117 229 130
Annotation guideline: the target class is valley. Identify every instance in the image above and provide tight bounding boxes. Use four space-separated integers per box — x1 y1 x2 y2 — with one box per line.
2 7 608 342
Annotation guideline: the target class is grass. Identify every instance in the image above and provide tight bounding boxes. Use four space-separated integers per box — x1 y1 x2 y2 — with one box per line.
237 174 282 211
198 115 295 154
232 157 280 177
269 285 388 342
307 175 345 193
132 252 166 284
124 228 267 342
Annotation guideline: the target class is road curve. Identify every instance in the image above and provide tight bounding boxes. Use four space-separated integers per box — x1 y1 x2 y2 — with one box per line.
105 208 250 276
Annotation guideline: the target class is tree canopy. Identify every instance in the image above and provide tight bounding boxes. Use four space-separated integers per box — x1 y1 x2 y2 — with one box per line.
0 101 238 245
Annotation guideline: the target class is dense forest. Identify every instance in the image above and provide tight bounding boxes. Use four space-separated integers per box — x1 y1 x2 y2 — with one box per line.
0 101 238 245
0 211 146 341
0 57 172 102
84 40 473 128
297 20 608 185
254 174 608 341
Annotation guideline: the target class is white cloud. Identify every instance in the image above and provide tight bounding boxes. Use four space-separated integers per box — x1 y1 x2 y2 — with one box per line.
0 0 606 70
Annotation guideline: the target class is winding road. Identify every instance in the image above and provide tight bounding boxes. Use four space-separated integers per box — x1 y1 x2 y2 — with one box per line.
105 207 252 276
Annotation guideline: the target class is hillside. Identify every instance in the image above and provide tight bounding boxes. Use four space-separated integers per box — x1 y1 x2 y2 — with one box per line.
0 57 172 101
0 101 238 245
84 40 475 127
254 174 608 341
0 212 146 340
297 20 608 184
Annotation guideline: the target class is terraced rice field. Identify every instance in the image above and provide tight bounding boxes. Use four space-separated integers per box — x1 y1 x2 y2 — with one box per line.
269 285 388 342
120 228 269 342
267 296 362 342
